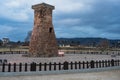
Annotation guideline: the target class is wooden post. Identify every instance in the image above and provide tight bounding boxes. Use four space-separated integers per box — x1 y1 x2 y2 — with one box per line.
75 61 77 69
48 62 51 71
44 63 47 71
63 61 69 70
111 59 114 66
19 63 22 72
86 61 89 68
2 63 5 72
58 62 61 70
105 60 107 67
79 61 81 69
99 61 102 68
39 63 42 71
13 63 16 72
96 61 98 68
53 62 56 70
30 62 36 71
90 60 95 68
70 62 73 70
25 63 27 72
8 63 11 72
108 60 110 67
115 60 117 66
83 61 85 69
102 60 104 67
118 60 120 66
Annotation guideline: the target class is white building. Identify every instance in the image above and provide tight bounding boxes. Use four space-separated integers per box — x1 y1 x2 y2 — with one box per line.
2 37 10 45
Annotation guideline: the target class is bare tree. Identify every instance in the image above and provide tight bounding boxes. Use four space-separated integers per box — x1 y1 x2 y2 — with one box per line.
25 31 32 42
98 39 109 51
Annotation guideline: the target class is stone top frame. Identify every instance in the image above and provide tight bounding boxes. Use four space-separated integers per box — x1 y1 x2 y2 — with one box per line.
32 3 55 10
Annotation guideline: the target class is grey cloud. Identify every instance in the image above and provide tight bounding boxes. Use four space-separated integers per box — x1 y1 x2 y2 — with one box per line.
1 0 120 41
54 0 120 39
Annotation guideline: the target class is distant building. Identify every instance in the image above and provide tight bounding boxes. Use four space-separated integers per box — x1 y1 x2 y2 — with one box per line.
2 38 10 46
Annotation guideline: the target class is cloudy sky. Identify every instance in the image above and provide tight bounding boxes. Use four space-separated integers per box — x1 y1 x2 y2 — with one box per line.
0 0 120 41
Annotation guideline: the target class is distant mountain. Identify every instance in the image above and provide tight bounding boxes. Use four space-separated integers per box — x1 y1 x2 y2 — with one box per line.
57 38 120 48
24 31 120 47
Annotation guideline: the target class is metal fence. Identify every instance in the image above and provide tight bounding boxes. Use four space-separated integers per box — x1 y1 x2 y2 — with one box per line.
0 59 120 72
0 51 28 55
65 51 120 56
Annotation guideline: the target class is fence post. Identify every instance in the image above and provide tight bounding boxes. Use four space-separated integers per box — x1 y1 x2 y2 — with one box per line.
13 63 16 72
117 60 118 66
99 61 101 68
53 62 56 70
19 63 22 72
108 60 110 67
111 59 114 66
44 63 47 71
2 63 5 72
39 63 42 71
70 62 73 70
75 61 77 69
25 63 27 72
8 63 11 72
86 61 89 68
58 62 61 70
30 62 36 71
118 60 119 66
49 62 52 71
96 61 98 68
83 61 85 69
105 60 107 67
63 61 69 70
90 60 95 68
118 60 120 66
114 60 116 66
79 61 81 69
102 60 104 67
116 60 118 66
115 60 117 66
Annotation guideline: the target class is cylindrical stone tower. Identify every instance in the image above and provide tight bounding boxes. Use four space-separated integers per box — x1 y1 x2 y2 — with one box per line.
29 3 58 57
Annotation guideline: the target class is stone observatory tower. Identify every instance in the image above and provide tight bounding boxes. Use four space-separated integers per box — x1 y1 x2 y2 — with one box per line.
29 3 58 57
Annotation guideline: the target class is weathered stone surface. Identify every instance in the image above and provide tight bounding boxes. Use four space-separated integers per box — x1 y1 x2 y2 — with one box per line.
29 3 58 57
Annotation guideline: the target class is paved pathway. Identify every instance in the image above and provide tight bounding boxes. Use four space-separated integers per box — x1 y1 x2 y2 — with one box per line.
0 69 120 80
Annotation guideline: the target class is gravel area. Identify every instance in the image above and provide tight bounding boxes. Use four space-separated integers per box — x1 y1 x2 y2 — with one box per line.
0 53 119 64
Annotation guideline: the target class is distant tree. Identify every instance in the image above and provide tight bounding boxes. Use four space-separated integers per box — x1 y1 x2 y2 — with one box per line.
89 42 97 47
71 41 74 44
92 42 96 47
17 41 21 44
23 42 29 46
0 39 2 46
111 42 116 48
98 39 109 51
25 31 32 42
77 41 80 45
117 41 120 48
